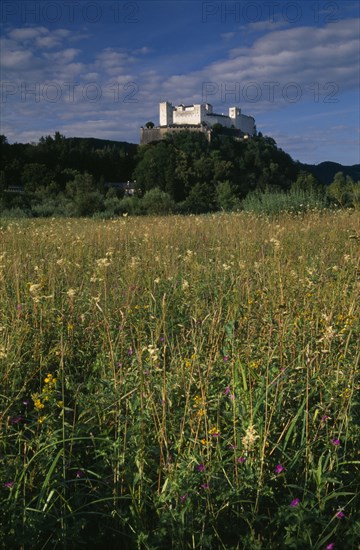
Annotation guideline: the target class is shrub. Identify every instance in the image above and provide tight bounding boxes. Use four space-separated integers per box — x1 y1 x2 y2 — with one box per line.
242 188 326 215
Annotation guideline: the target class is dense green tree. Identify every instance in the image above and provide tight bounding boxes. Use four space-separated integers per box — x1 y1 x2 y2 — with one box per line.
327 172 350 207
292 171 320 192
215 180 240 211
142 188 175 215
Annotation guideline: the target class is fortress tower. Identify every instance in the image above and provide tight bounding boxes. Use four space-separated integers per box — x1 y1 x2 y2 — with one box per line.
160 101 173 126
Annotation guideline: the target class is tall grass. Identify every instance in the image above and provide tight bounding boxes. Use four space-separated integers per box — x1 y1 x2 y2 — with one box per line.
242 188 327 215
0 211 359 549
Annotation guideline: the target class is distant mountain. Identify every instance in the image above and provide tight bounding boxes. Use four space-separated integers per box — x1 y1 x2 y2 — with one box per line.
299 161 360 185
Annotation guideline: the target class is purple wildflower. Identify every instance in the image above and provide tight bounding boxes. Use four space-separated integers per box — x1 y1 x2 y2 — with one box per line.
326 544 335 550
180 493 188 503
336 510 345 519
223 355 229 362
200 483 209 490
275 464 284 474
224 386 231 396
128 348 133 356
321 415 330 422
4 481 14 488
290 498 300 507
197 463 205 472
76 470 85 478
237 456 246 463
331 438 340 446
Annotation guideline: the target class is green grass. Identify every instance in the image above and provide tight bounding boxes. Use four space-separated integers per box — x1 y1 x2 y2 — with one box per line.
0 211 359 549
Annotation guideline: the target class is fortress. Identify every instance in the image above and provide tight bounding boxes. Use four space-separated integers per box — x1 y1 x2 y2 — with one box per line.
140 101 256 144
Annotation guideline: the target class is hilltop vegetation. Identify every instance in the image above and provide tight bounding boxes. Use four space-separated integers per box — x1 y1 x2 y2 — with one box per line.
1 132 359 217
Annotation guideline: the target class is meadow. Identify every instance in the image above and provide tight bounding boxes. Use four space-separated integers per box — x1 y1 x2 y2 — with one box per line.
0 210 359 549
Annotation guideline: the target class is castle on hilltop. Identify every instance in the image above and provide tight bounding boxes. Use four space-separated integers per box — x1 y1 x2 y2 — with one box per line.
140 101 256 145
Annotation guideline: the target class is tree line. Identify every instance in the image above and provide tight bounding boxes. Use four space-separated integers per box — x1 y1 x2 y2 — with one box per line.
0 131 359 217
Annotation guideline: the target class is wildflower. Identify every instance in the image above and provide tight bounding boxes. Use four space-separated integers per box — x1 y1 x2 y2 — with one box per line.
96 257 111 268
33 396 45 411
269 237 281 248
197 463 205 472
326 543 335 550
336 510 345 519
28 283 42 294
209 426 220 437
76 470 85 478
22 399 29 406
331 438 340 446
290 498 300 507
38 416 46 424
321 415 330 422
4 481 14 488
223 355 229 361
66 288 76 299
180 493 188 503
242 424 259 451
200 483 209 490
128 348 133 356
10 416 22 424
182 279 189 291
275 464 284 474
147 344 159 362
224 386 231 396
237 456 246 463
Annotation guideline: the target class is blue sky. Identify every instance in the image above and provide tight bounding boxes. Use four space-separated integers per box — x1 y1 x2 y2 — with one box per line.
1 0 359 165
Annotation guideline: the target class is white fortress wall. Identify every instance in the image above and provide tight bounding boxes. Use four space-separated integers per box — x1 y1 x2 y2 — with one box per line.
158 101 255 135
173 107 201 125
204 114 233 128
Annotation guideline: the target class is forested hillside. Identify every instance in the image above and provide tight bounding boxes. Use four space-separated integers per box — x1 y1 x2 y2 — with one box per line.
1 132 358 217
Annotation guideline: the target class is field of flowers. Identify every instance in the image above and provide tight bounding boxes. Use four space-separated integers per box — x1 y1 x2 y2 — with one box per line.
0 211 359 549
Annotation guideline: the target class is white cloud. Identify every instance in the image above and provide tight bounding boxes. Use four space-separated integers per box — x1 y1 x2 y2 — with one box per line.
8 27 48 41
1 49 34 69
43 48 81 64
